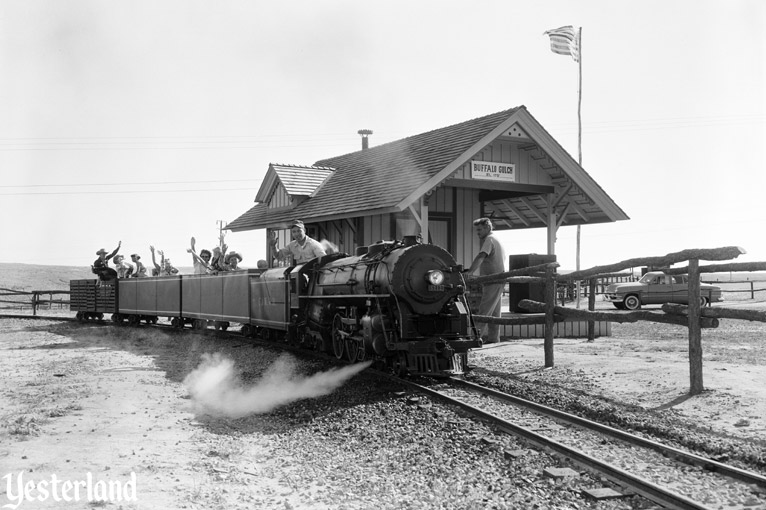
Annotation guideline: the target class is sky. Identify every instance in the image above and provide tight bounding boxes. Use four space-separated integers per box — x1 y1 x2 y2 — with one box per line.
1 0 764 271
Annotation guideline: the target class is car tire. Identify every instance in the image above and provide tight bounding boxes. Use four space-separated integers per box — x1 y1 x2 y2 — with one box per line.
623 294 641 310
700 296 709 307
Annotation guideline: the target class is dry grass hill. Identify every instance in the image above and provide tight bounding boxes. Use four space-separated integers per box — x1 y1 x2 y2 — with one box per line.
0 263 94 292
0 263 193 292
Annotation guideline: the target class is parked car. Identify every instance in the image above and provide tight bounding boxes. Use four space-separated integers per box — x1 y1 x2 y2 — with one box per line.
605 271 723 310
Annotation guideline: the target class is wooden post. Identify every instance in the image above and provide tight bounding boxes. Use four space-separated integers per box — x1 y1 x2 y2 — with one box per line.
544 266 556 368
688 258 703 395
32 292 38 316
587 278 596 342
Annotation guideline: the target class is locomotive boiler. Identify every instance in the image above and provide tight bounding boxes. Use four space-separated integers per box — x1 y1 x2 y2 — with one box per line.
302 236 481 376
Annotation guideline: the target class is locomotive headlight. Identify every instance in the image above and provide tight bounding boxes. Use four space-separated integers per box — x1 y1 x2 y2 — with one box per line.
426 270 445 286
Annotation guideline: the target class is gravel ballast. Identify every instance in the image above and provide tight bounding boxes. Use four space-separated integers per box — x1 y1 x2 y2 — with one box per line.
2 317 765 509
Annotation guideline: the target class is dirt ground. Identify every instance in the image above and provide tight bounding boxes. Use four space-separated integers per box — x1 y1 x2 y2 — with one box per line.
477 333 766 440
1 308 764 509
476 299 766 441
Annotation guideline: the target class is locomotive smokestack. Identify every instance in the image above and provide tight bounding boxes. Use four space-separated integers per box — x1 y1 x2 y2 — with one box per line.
357 129 373 150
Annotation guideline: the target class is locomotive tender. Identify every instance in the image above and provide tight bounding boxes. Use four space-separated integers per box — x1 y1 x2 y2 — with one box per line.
71 237 482 376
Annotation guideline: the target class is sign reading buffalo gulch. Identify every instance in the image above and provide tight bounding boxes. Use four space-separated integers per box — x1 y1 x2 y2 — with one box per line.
470 161 516 182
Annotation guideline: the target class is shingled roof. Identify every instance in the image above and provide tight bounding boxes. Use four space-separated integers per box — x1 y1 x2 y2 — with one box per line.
228 106 628 232
253 164 334 204
228 107 521 230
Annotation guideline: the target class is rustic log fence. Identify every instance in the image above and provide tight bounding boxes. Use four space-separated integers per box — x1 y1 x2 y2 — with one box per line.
0 288 70 316
470 246 766 395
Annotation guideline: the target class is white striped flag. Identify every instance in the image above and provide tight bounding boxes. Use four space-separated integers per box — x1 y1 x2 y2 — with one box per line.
544 25 580 62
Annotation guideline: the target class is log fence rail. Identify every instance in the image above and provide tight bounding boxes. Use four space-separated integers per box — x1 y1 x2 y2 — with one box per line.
471 246 766 395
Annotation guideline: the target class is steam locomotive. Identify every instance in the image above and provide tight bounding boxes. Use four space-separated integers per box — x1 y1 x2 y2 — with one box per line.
70 237 482 376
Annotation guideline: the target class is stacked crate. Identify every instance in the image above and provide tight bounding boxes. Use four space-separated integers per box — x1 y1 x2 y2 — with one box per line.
96 282 116 312
69 279 92 311
69 279 116 313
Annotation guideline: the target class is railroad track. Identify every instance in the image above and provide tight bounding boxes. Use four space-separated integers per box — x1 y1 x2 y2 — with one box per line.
391 376 766 510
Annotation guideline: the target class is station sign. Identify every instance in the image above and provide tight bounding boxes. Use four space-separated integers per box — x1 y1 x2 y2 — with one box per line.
470 160 516 182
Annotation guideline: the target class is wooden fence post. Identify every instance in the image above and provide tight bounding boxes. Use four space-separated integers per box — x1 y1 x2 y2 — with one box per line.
688 258 703 395
544 266 555 368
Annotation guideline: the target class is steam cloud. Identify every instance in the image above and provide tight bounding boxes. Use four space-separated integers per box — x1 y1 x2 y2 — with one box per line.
183 353 371 418
320 239 338 254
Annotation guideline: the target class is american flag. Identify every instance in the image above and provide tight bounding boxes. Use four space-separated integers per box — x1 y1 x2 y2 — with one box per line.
544 26 580 62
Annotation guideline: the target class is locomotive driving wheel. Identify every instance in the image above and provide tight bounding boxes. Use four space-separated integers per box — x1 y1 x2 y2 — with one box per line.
345 338 359 363
392 353 409 378
331 314 345 360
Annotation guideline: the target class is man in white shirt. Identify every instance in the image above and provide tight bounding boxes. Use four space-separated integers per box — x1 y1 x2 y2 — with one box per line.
269 220 327 265
466 217 506 344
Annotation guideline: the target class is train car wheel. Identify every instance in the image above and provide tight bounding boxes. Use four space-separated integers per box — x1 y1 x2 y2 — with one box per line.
221 322 230 331
213 321 221 331
240 324 251 337
128 315 140 326
97 313 104 321
75 312 83 322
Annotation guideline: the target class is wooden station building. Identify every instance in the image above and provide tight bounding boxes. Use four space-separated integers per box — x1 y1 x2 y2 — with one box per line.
228 106 629 338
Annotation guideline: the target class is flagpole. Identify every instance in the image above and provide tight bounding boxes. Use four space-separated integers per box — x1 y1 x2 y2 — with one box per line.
575 26 583 308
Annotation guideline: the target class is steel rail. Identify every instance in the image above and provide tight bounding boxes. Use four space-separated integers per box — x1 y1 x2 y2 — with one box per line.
400 378 714 510
450 377 766 490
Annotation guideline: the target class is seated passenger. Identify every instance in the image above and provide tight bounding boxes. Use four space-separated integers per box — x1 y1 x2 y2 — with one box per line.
113 255 134 278
221 251 242 271
162 255 179 275
149 245 161 276
130 253 147 277
92 242 121 281
188 236 213 274
210 244 228 272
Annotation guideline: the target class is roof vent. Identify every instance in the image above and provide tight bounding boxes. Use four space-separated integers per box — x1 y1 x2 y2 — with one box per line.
357 129 373 150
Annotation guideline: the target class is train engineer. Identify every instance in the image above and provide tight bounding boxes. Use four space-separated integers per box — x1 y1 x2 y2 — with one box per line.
465 217 506 344
268 220 326 265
